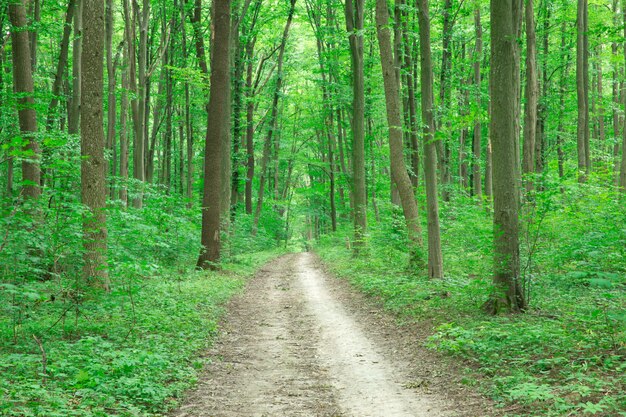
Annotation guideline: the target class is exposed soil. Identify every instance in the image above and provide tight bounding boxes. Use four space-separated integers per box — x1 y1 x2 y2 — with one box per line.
171 253 496 417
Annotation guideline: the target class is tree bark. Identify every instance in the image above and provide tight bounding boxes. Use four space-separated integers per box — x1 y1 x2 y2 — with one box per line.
577 0 589 182
105 0 116 196
345 0 367 248
81 0 109 290
69 0 82 135
252 0 296 235
375 0 425 267
119 51 129 205
46 0 76 130
486 0 526 314
197 0 231 269
522 0 537 192
416 0 443 278
9 1 41 200
473 7 483 200
621 0 626 192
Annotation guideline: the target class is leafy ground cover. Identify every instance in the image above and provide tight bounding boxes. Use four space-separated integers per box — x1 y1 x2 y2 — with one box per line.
316 181 626 417
0 184 287 417
0 248 283 417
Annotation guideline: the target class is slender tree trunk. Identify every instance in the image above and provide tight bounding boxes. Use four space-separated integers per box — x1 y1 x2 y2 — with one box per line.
486 0 526 314
556 23 570 180
416 0 443 278
197 0 231 269
46 0 75 130
253 0 296 234
522 0 537 192
119 53 129 205
345 0 367 248
244 40 255 215
473 7 483 200
577 0 589 182
375 0 425 267
621 1 626 192
133 0 149 206
438 0 452 201
105 0 116 196
9 1 41 200
81 0 109 290
612 0 621 181
69 0 82 135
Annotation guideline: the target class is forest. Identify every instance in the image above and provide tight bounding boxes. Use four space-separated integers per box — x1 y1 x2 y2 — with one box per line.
1 0 626 415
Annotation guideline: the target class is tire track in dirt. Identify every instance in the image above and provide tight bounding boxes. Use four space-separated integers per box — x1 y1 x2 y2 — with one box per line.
171 253 492 416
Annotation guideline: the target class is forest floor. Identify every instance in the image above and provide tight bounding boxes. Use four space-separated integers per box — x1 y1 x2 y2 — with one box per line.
170 252 496 417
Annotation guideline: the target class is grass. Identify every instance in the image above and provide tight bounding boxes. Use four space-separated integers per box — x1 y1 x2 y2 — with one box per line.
0 248 285 417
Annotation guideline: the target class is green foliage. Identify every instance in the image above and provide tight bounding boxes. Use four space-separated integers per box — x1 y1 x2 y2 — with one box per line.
0 249 283 416
316 180 626 417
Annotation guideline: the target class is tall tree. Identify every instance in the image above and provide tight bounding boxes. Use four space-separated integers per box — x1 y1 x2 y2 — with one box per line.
81 0 109 290
69 0 82 135
416 0 443 278
522 0 537 192
345 0 366 249
8 0 41 200
622 0 626 192
376 0 424 267
576 0 589 182
252 0 296 234
472 6 483 200
486 0 526 313
197 0 231 269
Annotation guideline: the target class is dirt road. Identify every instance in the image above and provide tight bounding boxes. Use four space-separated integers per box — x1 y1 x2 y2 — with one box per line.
172 253 492 417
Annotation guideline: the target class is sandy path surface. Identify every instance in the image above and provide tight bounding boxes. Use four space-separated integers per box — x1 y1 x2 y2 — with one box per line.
171 253 493 417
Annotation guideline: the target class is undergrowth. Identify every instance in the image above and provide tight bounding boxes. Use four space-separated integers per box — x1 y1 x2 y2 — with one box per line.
316 179 626 417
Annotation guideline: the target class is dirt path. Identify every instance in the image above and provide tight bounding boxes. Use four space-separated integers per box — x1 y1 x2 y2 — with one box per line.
171 253 493 417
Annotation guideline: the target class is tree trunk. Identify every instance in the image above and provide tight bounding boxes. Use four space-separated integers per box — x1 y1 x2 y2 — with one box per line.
345 0 366 248
69 0 82 135
577 0 589 182
621 0 626 192
105 0 116 196
81 0 109 290
9 1 41 200
119 52 129 205
375 0 425 267
244 40 255 215
46 0 75 130
438 0 452 202
486 0 526 314
252 0 296 234
416 0 443 278
197 0 230 269
473 7 483 200
522 0 537 193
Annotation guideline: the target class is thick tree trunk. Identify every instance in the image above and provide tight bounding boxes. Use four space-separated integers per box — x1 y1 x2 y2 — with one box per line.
375 0 425 267
416 0 443 278
9 1 41 200
486 0 526 314
345 0 367 248
197 0 231 269
522 0 537 193
81 0 109 290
